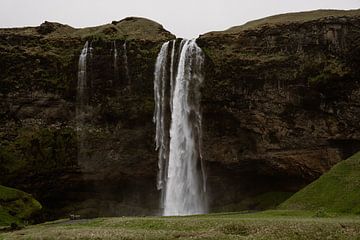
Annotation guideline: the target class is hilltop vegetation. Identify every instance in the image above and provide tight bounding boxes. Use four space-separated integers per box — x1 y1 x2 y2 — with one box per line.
214 9 360 33
0 17 174 41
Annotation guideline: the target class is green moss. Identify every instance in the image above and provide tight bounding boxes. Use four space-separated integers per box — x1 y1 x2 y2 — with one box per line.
280 152 360 214
0 127 77 177
0 209 18 227
0 185 42 226
308 59 351 87
0 17 174 98
0 40 80 96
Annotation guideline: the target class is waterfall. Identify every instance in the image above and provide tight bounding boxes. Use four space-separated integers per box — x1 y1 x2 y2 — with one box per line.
89 41 93 59
169 40 176 109
165 39 206 216
123 41 130 86
113 41 119 81
154 39 207 216
154 41 170 192
76 41 91 167
77 41 89 112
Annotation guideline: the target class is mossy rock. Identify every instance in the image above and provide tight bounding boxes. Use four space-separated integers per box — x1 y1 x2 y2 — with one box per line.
0 185 42 226
0 127 77 178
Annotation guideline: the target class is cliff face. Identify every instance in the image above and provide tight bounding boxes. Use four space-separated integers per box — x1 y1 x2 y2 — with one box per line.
0 18 174 218
0 10 359 218
198 10 360 210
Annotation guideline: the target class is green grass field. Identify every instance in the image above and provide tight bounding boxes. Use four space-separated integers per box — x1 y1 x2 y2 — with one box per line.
1 152 360 239
1 210 360 240
280 152 360 214
1 151 360 239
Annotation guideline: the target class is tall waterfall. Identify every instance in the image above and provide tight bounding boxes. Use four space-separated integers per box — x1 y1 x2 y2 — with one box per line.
113 41 119 81
154 42 170 192
76 41 92 167
77 41 89 112
154 39 207 216
123 41 130 86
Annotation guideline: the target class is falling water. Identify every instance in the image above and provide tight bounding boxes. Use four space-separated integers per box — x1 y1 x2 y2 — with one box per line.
89 41 93 59
113 41 119 81
169 40 176 109
123 41 130 86
154 42 170 193
76 41 90 119
76 41 91 167
154 39 207 216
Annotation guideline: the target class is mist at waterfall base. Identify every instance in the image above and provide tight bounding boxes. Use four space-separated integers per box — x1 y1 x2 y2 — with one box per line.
154 39 207 216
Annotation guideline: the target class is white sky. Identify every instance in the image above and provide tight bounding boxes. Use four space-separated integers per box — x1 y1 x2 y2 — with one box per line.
0 0 359 38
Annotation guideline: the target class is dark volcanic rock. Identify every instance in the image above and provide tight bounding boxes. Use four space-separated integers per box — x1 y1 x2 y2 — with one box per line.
198 9 360 210
0 17 174 219
0 10 359 218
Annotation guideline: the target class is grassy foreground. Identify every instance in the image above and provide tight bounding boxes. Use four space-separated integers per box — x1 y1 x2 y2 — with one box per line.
1 210 360 240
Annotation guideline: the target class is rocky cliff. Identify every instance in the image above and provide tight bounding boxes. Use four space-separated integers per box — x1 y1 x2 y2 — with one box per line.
0 10 359 219
0 17 174 219
198 9 360 211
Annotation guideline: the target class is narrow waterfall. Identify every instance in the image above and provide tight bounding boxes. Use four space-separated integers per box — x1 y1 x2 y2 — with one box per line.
123 41 130 86
169 40 176 109
77 41 89 112
154 39 207 216
113 41 119 81
154 42 170 193
76 41 92 167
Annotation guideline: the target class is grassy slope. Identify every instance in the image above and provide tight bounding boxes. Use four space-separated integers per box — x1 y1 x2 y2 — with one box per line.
280 152 360 214
1 211 360 240
0 185 42 226
206 9 360 35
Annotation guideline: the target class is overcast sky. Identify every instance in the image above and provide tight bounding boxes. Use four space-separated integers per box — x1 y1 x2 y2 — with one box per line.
0 0 359 38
